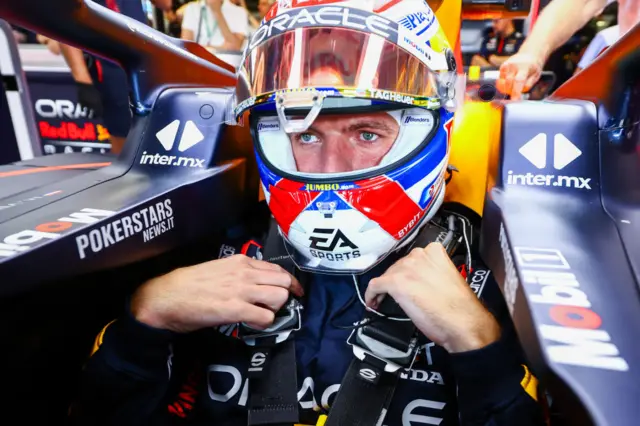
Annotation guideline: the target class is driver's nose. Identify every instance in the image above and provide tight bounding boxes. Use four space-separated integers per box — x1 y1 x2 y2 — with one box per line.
318 137 353 174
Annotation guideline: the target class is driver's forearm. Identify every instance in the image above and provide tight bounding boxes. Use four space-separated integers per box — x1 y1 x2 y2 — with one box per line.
519 0 607 63
60 44 92 84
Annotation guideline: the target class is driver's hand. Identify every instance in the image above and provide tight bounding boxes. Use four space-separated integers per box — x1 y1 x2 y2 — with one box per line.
365 243 501 353
131 255 304 333
497 52 544 100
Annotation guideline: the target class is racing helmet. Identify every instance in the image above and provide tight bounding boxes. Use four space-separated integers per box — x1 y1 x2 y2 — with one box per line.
233 0 461 275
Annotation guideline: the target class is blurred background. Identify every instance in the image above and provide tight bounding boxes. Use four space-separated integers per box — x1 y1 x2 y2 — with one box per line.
0 0 620 163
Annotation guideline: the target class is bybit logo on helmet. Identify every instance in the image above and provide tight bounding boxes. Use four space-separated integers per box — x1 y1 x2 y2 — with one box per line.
309 228 360 262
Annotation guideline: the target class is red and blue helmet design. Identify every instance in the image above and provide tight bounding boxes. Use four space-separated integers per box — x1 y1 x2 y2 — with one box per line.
234 0 459 273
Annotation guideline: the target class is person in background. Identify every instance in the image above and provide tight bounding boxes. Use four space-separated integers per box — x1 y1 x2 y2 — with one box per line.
243 0 274 30
60 0 173 154
37 34 62 55
180 0 248 52
574 23 619 73
11 25 38 43
498 0 639 99
471 19 525 67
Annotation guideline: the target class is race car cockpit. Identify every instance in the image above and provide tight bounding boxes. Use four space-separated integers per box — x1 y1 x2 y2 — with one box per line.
0 0 638 424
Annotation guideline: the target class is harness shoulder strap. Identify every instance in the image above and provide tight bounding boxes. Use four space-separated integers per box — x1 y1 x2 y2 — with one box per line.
326 211 471 426
241 220 304 426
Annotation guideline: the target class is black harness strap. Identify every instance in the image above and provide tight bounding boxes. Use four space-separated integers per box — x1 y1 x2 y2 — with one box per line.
242 221 303 426
326 212 468 426
241 212 470 426
326 296 417 426
247 338 299 425
326 356 399 425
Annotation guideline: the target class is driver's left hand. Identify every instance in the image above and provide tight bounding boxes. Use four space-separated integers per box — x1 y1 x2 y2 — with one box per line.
365 243 501 353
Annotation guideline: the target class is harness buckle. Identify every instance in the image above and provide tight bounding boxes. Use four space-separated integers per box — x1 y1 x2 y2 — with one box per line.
239 298 303 346
347 322 419 377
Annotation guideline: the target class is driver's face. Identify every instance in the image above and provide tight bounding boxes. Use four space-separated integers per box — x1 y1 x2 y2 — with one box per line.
289 112 399 174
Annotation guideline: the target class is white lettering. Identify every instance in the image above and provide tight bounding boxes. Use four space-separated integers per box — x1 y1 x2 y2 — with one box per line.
399 369 445 385
507 171 592 190
207 365 242 402
58 208 114 224
540 325 629 371
76 235 89 259
89 229 102 253
75 200 175 259
316 6 341 24
297 377 318 410
4 230 59 245
499 224 518 314
402 399 445 425
321 384 340 411
341 8 365 30
248 352 266 372
288 7 316 27
529 286 592 308
35 99 94 119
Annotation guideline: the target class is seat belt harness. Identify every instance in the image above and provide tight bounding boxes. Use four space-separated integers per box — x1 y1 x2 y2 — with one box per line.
325 297 418 426
240 298 303 425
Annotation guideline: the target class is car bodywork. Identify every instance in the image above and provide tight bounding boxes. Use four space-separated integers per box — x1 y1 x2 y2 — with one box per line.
0 0 638 425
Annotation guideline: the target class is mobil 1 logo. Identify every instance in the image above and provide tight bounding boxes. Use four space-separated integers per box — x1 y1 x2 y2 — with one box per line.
309 228 360 262
515 246 628 371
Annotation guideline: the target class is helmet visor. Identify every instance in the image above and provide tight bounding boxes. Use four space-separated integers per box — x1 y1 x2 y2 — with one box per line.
235 26 450 117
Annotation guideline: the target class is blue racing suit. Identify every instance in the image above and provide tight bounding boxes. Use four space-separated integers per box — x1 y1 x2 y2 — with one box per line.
69 224 545 426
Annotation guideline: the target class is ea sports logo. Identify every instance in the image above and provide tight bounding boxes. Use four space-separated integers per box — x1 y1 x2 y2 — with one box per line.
308 228 361 263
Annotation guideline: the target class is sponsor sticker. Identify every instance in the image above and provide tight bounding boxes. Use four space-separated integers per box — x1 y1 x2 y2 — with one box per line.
0 208 115 259
309 228 360 262
257 121 281 132
398 10 437 38
403 115 432 126
509 133 592 190
515 245 629 371
140 120 206 169
249 5 399 49
75 199 175 259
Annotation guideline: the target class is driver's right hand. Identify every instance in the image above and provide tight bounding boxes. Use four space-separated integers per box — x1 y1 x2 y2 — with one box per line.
497 52 545 100
131 255 304 333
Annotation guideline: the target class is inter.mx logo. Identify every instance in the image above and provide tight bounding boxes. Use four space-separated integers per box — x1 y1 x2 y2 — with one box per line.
507 133 592 190
139 119 206 168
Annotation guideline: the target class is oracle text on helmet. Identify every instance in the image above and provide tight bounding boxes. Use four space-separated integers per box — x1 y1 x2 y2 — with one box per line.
249 6 396 50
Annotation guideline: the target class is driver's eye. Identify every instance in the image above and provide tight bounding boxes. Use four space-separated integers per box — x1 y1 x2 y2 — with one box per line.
360 132 378 142
300 133 319 144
